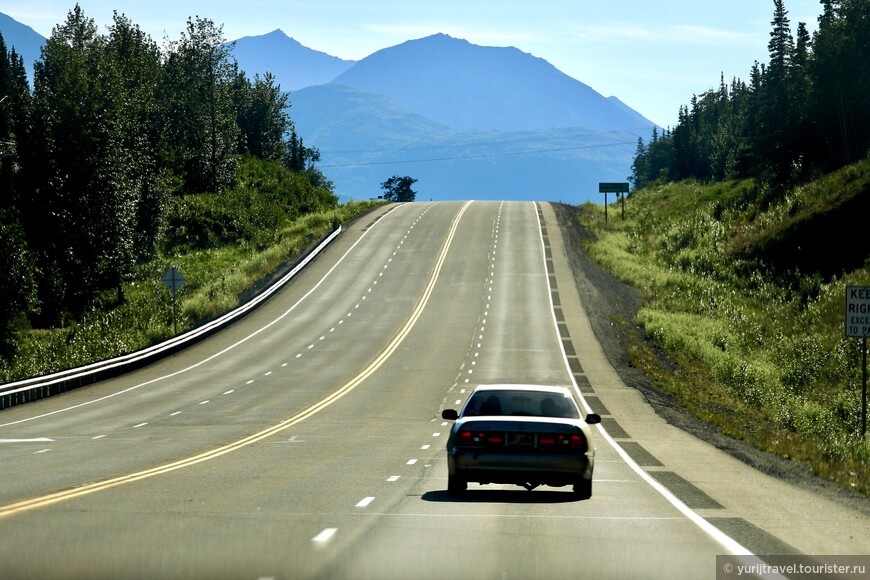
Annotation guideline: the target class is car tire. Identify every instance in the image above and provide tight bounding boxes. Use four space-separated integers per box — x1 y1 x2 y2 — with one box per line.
573 478 592 500
447 473 467 496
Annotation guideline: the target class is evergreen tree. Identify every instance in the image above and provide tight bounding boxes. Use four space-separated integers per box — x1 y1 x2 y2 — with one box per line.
629 137 648 189
760 0 794 184
789 21 814 177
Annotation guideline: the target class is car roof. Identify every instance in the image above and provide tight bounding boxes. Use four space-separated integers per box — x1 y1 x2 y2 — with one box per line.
470 384 573 396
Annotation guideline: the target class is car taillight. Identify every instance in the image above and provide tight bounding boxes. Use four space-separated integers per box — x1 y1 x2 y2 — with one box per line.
538 432 586 450
568 433 586 449
456 430 504 447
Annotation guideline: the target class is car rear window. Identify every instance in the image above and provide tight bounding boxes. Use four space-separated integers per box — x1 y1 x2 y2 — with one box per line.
461 390 580 419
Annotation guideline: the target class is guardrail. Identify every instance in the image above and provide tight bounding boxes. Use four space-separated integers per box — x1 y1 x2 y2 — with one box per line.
0 226 343 410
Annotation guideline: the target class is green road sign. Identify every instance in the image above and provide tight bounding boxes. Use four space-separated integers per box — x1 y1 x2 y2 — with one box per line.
599 182 630 193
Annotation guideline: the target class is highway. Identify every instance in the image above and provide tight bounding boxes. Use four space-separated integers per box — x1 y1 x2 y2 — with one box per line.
0 201 866 579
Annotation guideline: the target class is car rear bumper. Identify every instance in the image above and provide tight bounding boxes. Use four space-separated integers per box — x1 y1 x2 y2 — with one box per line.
447 450 594 484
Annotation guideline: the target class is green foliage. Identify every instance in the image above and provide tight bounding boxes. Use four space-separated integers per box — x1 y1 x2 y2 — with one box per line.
0 7 336 336
235 155 337 218
232 72 291 162
381 175 418 202
633 0 870 190
584 163 870 493
0 214 36 354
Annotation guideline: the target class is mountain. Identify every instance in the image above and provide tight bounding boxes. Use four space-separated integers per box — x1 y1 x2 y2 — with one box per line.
0 11 648 203
230 29 354 90
0 12 45 81
288 34 652 202
291 84 452 151
291 83 637 202
331 34 653 133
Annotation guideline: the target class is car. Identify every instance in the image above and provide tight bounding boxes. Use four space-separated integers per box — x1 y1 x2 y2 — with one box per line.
441 384 601 499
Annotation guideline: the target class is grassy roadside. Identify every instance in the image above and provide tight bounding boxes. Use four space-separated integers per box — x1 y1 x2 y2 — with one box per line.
579 159 870 495
0 200 383 384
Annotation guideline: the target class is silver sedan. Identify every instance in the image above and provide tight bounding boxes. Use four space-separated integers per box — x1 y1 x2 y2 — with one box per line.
441 385 601 499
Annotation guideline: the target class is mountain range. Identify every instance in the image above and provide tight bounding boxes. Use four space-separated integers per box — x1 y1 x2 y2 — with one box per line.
1 15 655 203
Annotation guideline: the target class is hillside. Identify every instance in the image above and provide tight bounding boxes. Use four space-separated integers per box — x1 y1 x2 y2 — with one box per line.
574 160 870 495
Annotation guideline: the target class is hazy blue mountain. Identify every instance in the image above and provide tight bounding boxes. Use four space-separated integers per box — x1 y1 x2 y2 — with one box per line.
0 10 644 204
331 33 655 133
0 13 45 82
286 34 651 202
292 84 451 152
291 83 636 203
230 29 354 90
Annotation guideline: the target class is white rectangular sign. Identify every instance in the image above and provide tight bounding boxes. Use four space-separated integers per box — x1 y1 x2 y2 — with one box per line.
846 286 870 338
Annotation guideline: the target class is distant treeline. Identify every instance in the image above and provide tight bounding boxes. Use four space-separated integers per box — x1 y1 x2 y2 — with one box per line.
0 7 333 345
631 0 870 191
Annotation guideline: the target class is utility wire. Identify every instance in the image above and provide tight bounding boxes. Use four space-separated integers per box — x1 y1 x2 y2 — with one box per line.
320 140 636 168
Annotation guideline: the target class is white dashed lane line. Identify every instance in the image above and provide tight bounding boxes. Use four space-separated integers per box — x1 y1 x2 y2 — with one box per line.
312 528 337 544
356 497 375 508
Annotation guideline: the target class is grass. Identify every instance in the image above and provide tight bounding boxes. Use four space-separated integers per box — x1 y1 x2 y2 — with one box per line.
579 159 870 495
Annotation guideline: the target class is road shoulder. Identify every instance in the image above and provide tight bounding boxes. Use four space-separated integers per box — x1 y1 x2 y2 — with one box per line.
541 201 870 556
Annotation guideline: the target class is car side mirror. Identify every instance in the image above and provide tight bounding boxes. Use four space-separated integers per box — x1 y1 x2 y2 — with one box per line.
585 413 601 425
442 409 458 421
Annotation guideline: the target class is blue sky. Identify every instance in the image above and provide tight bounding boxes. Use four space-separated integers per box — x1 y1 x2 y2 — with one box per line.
7 1 824 128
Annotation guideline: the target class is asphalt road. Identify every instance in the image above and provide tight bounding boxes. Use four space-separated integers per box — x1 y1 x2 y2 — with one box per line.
0 201 865 579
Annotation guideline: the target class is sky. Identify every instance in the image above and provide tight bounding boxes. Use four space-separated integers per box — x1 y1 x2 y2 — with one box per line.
6 0 825 129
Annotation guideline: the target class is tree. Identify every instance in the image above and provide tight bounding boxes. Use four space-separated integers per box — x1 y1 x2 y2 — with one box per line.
0 213 36 355
760 0 795 184
232 71 290 162
381 175 417 202
30 5 109 318
0 33 31 213
103 12 169 275
162 17 239 194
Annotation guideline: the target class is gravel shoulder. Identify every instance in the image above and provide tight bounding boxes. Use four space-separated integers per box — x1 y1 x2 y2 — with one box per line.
549 201 870 518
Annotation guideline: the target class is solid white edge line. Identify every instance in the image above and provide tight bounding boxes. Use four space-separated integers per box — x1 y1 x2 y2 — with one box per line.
534 201 756 559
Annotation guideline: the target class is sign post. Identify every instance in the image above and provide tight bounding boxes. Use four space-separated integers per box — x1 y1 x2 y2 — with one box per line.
598 182 630 223
162 266 186 336
845 286 870 436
